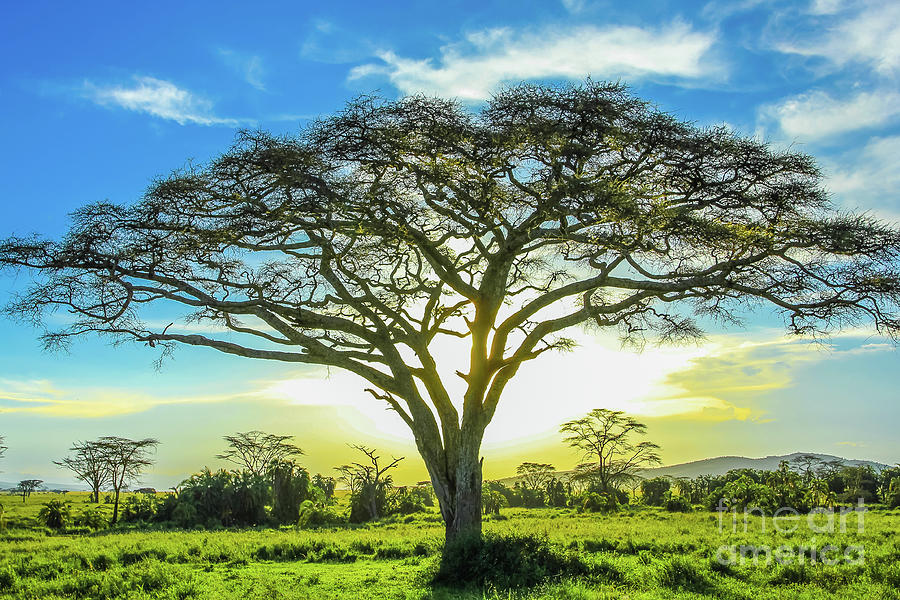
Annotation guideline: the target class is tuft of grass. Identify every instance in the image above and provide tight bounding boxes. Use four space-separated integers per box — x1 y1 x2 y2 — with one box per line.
656 555 713 592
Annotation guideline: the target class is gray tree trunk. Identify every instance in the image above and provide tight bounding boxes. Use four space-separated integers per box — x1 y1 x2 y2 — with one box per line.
429 438 483 544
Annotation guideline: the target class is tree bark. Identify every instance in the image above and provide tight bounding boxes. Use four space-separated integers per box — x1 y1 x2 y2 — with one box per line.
112 488 121 524
430 436 484 544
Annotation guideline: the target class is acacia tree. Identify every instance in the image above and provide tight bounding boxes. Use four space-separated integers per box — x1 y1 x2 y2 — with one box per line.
2 81 900 542
54 440 112 503
216 430 303 477
562 409 661 492
515 462 556 492
336 445 403 521
16 479 43 503
98 436 158 524
791 454 823 484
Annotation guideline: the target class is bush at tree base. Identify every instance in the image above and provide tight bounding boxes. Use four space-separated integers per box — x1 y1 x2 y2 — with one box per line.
434 534 594 589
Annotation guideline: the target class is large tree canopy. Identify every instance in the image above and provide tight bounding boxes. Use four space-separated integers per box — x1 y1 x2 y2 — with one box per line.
2 81 899 540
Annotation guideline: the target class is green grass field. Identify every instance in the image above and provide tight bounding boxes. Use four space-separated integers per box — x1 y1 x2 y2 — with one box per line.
1 493 899 599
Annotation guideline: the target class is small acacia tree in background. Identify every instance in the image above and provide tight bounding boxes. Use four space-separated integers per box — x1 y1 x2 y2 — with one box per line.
516 462 556 492
791 454 824 485
99 436 158 524
216 431 304 478
515 462 557 508
336 445 403 522
562 409 661 494
16 479 43 503
54 440 111 503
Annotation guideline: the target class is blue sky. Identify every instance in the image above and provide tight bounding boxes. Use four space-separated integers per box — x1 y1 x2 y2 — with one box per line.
0 0 898 487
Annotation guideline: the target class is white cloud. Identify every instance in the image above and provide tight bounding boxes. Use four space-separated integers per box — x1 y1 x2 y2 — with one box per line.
823 135 900 218
217 49 266 91
300 19 372 64
777 1 900 75
561 0 586 13
808 0 843 15
348 22 719 100
759 89 900 141
86 76 240 126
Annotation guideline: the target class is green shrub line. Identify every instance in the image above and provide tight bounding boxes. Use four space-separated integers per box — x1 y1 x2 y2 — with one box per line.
1 496 899 599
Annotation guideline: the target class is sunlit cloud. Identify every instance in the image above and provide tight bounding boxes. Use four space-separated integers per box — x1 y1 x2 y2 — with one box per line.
85 76 242 126
657 331 894 423
0 377 244 418
759 89 900 141
253 329 873 447
348 22 719 100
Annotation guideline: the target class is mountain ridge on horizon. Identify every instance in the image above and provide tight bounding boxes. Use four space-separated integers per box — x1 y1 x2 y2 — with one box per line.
494 451 894 485
640 451 892 479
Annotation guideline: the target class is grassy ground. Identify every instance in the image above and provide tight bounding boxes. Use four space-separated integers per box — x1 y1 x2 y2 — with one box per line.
1 493 899 599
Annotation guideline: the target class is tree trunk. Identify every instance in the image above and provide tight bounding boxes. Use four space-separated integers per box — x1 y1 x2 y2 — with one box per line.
112 488 120 524
446 457 483 543
430 437 484 545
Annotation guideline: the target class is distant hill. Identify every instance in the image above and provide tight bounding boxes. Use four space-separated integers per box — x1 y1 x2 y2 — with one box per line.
493 452 893 485
640 452 892 480
0 481 91 492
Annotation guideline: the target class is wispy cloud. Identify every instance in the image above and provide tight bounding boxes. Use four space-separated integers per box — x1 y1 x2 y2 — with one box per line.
560 0 586 13
823 135 900 218
348 22 719 100
808 0 844 15
85 76 241 126
775 0 900 75
759 89 900 141
0 377 244 418
300 19 373 64
217 48 266 91
657 330 894 422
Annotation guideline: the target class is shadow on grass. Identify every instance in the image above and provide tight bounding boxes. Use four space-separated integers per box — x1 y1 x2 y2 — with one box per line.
432 533 618 591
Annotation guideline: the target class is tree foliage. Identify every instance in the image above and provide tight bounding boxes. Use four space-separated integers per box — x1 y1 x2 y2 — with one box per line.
515 462 556 492
97 436 158 524
336 445 403 522
54 440 112 503
270 460 311 525
641 477 671 506
216 431 303 477
16 479 43 503
3 80 900 541
562 409 661 492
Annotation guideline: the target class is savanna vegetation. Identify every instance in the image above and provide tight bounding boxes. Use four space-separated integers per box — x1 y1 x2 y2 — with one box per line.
1 419 899 598
2 80 900 596
4 80 900 548
2 489 900 599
